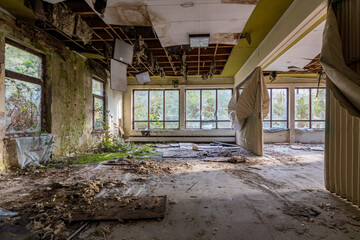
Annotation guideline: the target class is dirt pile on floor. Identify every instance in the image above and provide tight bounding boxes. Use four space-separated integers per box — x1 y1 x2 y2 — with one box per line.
13 179 125 239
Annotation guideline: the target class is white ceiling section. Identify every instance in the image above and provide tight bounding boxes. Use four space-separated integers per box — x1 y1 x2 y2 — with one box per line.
85 0 256 47
265 21 325 72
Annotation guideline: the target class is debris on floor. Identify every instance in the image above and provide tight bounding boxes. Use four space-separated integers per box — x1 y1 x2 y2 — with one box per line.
0 208 18 221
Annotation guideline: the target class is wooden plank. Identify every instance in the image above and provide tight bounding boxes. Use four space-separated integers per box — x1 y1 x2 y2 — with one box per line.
71 196 167 221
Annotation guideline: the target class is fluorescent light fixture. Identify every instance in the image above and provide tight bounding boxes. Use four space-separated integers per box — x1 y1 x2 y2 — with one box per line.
110 59 128 92
189 34 210 48
135 71 151 84
113 39 134 65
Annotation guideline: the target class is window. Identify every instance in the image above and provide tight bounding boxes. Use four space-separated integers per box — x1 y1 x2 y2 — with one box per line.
264 88 288 129
295 88 326 129
4 39 44 134
92 79 105 130
133 90 180 130
185 89 232 129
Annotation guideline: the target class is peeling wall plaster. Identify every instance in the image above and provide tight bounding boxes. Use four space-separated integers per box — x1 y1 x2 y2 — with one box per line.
0 12 123 167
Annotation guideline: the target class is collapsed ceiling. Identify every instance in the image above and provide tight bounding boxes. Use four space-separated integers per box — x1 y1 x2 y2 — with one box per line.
1 0 324 78
30 0 255 78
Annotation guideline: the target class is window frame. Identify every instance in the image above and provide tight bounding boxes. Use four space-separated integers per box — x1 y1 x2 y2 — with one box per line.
295 87 326 129
185 88 233 129
92 77 106 131
4 38 46 135
264 88 289 129
132 89 180 130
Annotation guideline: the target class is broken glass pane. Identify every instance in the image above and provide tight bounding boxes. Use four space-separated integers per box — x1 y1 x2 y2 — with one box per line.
295 121 310 129
165 90 179 121
150 121 163 129
94 97 104 129
134 91 148 121
272 121 287 129
202 90 216 121
150 91 164 122
217 89 232 120
263 121 270 129
5 44 42 79
311 89 326 120
92 79 103 96
165 122 179 129
272 89 287 120
202 122 216 130
134 122 148 130
186 122 200 129
218 122 232 129
5 78 42 133
186 90 200 121
295 88 310 120
312 121 325 129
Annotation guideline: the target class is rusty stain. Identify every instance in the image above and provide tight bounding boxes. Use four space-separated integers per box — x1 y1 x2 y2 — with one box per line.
211 33 241 45
221 0 259 4
106 4 151 26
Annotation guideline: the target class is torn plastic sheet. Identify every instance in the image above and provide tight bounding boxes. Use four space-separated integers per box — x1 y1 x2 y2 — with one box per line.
15 135 55 169
228 67 269 130
320 5 360 112
228 67 269 156
0 208 18 221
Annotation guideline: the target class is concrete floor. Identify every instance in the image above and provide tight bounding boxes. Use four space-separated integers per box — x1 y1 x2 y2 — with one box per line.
81 144 360 240
1 144 360 240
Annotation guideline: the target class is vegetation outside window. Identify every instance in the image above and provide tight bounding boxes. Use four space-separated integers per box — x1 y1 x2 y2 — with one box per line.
185 89 233 129
92 79 105 130
295 88 326 129
133 90 180 130
263 88 288 129
4 39 44 134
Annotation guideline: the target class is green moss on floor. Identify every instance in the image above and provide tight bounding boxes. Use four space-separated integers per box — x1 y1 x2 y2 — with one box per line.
71 144 158 165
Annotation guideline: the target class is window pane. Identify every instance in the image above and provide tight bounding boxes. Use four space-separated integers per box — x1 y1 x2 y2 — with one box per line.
134 122 148 130
150 91 163 121
202 122 216 129
5 44 42 79
312 121 325 129
92 79 103 96
165 90 179 121
134 91 148 120
186 90 200 120
186 122 200 129
217 89 232 120
5 78 42 133
202 90 216 121
150 122 163 129
272 121 287 128
263 121 270 129
272 89 287 120
218 122 232 129
165 122 179 129
295 89 310 120
311 89 326 120
295 121 309 129
94 98 104 129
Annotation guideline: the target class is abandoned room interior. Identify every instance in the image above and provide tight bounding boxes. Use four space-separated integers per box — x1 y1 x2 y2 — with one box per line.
0 0 359 239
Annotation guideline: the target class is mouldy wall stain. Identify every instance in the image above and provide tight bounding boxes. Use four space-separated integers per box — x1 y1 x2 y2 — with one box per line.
50 53 97 157
0 14 106 162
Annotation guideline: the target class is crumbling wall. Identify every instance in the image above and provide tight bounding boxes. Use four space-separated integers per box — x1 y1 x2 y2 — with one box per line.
0 11 122 165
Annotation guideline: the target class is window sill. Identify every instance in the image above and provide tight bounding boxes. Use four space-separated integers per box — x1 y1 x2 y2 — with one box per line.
264 128 289 133
91 130 109 134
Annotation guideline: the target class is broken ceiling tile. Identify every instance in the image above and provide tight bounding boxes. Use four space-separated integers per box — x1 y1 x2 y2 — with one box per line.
50 3 76 37
75 15 93 44
210 33 241 45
